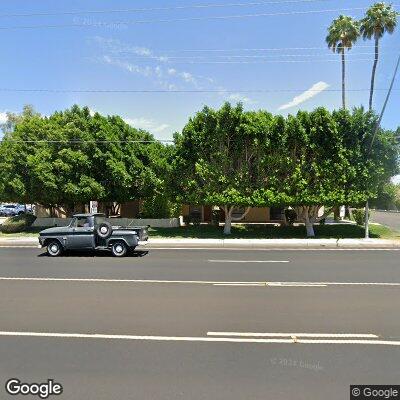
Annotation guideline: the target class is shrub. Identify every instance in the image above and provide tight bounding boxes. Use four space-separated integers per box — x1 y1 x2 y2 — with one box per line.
1 214 36 233
352 209 369 226
191 213 202 226
182 213 202 226
284 209 297 226
139 194 180 219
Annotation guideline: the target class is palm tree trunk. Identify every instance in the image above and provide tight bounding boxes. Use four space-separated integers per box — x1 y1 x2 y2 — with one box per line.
341 47 346 109
369 37 379 111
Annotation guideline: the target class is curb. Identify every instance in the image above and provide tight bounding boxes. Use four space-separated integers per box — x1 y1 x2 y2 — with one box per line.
0 237 399 249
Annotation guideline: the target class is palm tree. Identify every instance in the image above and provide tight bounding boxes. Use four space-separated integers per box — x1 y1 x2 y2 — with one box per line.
360 2 398 111
326 15 360 109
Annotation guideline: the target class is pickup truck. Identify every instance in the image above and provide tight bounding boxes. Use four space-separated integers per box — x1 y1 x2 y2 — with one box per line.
38 213 149 257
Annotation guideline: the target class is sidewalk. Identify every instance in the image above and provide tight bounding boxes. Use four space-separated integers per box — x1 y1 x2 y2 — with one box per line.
0 237 399 249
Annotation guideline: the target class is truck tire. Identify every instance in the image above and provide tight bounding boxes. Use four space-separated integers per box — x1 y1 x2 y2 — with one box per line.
47 240 63 257
111 241 128 257
96 222 113 239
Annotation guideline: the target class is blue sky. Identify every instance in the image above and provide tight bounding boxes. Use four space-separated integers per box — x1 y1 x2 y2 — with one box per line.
0 0 399 142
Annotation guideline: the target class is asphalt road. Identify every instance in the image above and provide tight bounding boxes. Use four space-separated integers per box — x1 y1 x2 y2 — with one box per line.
1 248 400 400
372 210 400 232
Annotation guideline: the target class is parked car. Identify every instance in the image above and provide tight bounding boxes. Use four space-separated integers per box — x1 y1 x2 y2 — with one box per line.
0 204 18 216
38 213 149 257
0 204 32 216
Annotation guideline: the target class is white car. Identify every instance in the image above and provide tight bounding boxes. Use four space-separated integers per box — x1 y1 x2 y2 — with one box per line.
0 204 32 216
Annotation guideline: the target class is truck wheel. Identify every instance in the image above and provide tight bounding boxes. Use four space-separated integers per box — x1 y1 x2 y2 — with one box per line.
96 222 113 239
47 240 62 257
111 241 127 257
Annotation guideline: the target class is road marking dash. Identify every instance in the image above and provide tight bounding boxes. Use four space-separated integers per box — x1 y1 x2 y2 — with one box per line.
208 260 289 263
207 332 379 338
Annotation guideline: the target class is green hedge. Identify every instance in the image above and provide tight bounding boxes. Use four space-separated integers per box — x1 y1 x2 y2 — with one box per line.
0 214 37 233
352 209 369 226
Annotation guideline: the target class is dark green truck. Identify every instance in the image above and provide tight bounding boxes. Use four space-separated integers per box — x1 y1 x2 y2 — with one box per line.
38 213 148 257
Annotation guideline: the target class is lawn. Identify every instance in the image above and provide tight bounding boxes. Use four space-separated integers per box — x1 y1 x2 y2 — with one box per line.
149 223 400 240
0 223 398 240
0 227 42 237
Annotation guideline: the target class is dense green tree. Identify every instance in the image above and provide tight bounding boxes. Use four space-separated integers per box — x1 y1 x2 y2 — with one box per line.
170 104 398 237
370 182 400 210
326 15 360 109
170 103 276 234
0 106 167 214
360 2 398 110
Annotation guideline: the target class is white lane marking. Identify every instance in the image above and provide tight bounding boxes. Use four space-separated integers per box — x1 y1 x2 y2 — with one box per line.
298 339 400 346
213 283 267 287
0 331 291 344
0 331 398 346
208 260 290 263
138 248 400 251
268 283 327 287
213 283 327 287
1 277 400 287
207 332 379 338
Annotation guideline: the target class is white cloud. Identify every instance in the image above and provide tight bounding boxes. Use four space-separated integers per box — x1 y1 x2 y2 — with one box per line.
228 93 256 104
392 175 400 184
215 87 256 105
93 37 216 90
123 117 169 134
102 55 152 77
155 65 163 78
92 37 166 62
278 81 330 111
0 112 8 124
180 72 195 83
132 46 152 57
152 123 170 133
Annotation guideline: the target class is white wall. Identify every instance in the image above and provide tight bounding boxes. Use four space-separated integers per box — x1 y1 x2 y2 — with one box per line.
32 217 180 228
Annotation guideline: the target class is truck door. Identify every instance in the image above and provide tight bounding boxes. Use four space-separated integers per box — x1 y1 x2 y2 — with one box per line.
67 217 94 249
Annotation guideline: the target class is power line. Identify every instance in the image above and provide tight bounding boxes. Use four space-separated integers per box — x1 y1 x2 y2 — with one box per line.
0 88 397 93
0 0 345 18
115 52 392 59
0 6 393 30
140 45 395 53
115 58 386 64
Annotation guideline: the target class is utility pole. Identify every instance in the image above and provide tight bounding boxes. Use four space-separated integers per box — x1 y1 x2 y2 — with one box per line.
365 54 400 239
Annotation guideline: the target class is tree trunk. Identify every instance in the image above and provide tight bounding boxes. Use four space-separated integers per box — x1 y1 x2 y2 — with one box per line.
333 205 340 221
305 217 315 238
305 222 315 237
341 47 346 109
222 206 251 235
223 208 233 235
369 37 379 111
